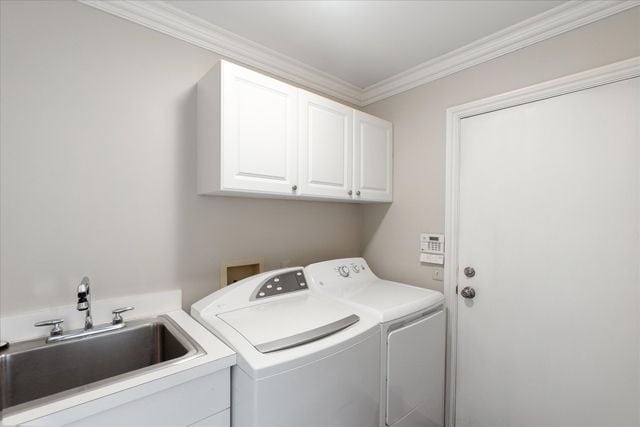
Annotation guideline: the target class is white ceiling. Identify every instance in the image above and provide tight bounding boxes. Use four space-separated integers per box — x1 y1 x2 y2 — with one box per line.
168 0 565 89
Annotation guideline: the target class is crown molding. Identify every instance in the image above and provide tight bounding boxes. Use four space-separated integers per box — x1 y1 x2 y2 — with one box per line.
79 0 363 105
79 0 639 107
360 0 640 105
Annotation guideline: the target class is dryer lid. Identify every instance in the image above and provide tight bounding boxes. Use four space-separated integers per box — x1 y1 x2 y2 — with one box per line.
318 279 443 323
218 294 359 353
341 279 443 320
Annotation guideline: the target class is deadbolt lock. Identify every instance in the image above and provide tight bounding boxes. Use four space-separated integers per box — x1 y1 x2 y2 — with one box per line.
464 266 476 278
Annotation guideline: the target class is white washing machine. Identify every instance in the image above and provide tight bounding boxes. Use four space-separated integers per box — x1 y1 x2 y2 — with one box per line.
306 258 446 427
191 267 381 427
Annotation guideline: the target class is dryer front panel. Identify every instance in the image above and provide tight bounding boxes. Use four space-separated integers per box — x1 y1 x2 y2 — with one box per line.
386 309 445 426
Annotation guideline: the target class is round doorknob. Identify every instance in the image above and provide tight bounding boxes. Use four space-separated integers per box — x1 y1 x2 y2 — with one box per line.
356 190 361 196
348 190 353 195
460 286 476 299
292 185 298 191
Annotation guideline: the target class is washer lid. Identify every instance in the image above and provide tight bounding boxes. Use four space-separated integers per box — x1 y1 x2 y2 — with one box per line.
218 294 360 353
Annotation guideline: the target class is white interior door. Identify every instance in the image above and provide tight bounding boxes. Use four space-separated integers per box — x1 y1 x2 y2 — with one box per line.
221 62 298 195
353 111 393 202
456 77 639 427
298 90 352 199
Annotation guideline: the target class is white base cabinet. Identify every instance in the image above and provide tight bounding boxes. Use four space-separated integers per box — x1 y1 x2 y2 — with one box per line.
189 409 230 427
198 60 393 203
22 369 230 427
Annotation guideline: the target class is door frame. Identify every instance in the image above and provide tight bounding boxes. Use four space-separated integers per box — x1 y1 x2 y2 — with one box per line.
443 56 640 427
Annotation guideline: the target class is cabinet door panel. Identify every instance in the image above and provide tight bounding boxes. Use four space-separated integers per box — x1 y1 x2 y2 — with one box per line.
299 90 352 199
354 111 392 202
222 62 298 195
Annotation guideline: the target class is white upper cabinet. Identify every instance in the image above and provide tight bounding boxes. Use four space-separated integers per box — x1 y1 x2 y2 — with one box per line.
198 61 298 196
298 90 353 200
353 111 393 202
197 61 392 203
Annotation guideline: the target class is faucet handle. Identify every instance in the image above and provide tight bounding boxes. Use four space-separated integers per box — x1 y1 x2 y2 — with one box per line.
34 319 64 337
111 306 134 325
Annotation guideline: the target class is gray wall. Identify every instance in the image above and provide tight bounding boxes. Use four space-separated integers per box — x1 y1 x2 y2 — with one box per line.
361 7 640 292
2 1 639 315
0 1 360 315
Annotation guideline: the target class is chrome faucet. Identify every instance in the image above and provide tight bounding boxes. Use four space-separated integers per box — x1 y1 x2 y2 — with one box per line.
34 276 135 343
76 276 93 330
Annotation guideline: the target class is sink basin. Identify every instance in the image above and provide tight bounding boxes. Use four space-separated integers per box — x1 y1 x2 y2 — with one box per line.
0 315 203 416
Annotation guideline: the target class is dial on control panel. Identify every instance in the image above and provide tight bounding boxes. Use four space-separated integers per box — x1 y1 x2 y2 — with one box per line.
338 265 350 277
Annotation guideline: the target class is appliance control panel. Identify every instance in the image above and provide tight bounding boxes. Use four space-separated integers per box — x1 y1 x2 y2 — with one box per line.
335 262 367 278
252 269 308 300
305 258 377 288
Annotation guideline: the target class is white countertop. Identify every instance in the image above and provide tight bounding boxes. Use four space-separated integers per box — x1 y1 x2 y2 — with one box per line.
0 292 236 426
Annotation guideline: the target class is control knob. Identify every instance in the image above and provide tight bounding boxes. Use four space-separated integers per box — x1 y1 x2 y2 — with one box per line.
338 265 350 277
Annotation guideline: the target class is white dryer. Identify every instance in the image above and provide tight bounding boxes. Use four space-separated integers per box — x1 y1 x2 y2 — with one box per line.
191 267 381 427
306 258 446 427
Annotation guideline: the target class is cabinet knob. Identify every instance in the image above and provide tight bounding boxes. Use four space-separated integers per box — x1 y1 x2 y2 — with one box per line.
348 190 353 196
356 190 361 196
292 185 298 191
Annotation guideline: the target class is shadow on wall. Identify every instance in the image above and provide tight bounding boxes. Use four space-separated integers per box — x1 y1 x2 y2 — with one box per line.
359 203 392 255
171 87 362 309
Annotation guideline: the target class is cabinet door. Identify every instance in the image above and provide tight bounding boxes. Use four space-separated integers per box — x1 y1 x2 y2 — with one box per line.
221 62 298 195
298 90 353 199
353 111 393 202
189 409 230 427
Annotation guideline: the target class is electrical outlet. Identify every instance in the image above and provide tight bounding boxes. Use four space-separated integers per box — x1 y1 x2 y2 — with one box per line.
432 269 444 282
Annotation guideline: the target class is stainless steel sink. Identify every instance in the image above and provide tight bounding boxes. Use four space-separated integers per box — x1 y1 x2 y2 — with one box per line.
0 315 204 416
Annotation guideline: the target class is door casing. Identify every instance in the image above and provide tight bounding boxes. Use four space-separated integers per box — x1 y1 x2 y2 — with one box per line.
443 56 640 427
